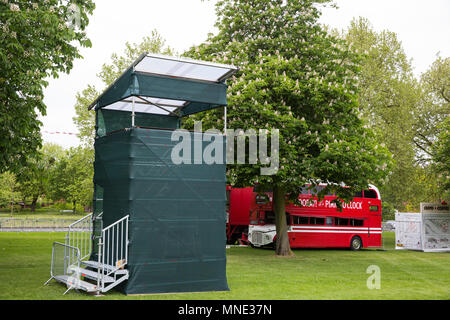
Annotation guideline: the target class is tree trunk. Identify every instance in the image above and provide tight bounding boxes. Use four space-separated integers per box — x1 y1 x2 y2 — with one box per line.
10 185 14 217
273 185 293 256
31 196 38 212
73 201 77 214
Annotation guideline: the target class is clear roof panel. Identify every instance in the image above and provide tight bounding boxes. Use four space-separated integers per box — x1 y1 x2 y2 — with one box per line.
103 99 180 115
134 53 238 83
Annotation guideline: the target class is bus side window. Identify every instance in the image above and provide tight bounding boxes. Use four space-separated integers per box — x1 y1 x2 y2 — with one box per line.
292 216 297 224
350 219 364 227
265 211 275 224
335 217 349 226
310 217 325 225
292 216 309 225
364 189 378 199
326 217 333 225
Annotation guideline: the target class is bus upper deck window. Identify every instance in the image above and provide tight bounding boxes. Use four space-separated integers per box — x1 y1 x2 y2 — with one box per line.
310 186 324 196
300 186 309 195
364 189 378 199
354 191 363 198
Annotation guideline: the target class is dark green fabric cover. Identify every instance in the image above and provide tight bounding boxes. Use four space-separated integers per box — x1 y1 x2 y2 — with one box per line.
93 70 228 114
97 109 180 137
93 128 228 294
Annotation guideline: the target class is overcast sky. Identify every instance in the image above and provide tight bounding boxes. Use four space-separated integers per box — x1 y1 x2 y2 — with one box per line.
40 0 450 148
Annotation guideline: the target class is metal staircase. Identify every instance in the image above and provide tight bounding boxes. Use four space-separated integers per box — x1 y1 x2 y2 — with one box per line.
44 213 130 295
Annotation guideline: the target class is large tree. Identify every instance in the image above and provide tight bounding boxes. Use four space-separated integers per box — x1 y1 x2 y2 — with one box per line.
342 17 427 211
414 55 449 163
184 0 392 255
0 0 95 172
73 30 175 146
15 143 64 211
0 171 21 214
48 146 93 213
432 115 450 199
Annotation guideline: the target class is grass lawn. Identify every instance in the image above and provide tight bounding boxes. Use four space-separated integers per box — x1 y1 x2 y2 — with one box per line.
0 231 448 300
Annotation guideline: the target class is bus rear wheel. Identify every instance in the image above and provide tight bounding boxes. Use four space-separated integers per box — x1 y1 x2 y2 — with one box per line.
350 236 362 251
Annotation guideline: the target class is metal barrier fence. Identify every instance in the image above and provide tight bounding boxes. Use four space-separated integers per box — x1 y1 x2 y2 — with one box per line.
45 242 82 295
0 218 80 231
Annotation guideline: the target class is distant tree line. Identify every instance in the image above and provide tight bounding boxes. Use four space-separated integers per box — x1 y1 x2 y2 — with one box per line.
0 144 93 214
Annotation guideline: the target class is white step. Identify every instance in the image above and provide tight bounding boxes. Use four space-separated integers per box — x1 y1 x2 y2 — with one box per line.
54 275 97 293
69 266 116 283
81 260 115 272
81 260 129 275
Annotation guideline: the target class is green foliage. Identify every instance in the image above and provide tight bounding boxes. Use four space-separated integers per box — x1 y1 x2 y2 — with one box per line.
381 201 395 221
48 146 94 212
73 30 176 145
414 55 449 200
342 18 449 211
0 0 95 173
432 116 450 198
15 143 64 211
183 0 392 255
0 171 20 210
184 0 392 202
414 55 450 163
73 84 100 146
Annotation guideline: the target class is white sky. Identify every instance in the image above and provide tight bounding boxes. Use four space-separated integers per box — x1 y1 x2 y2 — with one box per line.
40 0 450 148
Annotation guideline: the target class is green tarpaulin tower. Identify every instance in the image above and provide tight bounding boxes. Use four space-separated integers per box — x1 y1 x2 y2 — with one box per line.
88 53 237 294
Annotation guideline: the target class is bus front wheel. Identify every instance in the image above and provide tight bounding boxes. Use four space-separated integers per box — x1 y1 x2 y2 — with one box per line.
350 236 362 251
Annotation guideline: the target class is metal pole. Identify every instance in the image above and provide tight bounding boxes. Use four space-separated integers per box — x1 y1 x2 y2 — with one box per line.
132 96 135 127
116 226 118 266
125 217 128 264
97 237 102 294
64 234 68 275
224 106 227 135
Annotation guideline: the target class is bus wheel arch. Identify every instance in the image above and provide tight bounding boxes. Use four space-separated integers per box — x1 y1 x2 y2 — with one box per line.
350 236 363 251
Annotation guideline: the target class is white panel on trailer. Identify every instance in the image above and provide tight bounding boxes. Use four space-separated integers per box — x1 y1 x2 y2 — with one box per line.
395 202 450 252
422 213 450 252
395 212 422 250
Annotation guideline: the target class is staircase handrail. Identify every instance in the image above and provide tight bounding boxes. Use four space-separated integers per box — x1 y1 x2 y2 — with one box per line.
66 213 93 261
97 215 129 293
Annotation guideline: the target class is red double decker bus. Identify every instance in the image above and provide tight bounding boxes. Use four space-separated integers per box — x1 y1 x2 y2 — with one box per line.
247 184 382 250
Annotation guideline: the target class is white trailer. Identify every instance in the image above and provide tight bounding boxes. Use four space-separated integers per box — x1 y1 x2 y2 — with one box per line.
395 203 450 252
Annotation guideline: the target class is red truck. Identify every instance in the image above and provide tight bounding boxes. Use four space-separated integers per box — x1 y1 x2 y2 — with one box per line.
226 186 253 245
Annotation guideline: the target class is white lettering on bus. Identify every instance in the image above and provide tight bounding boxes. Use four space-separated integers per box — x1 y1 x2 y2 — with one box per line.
299 199 363 210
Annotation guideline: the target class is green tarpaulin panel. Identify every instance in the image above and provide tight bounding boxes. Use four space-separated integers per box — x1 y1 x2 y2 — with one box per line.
96 109 180 137
88 53 238 117
92 70 228 112
93 128 228 294
89 54 237 295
